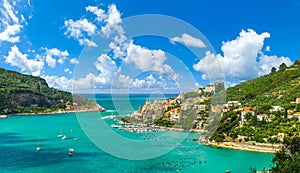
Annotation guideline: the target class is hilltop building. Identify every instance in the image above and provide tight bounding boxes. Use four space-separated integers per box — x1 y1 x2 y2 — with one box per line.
194 81 224 94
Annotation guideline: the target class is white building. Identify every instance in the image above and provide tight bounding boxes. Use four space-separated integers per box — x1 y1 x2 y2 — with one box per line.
257 114 268 121
270 106 283 112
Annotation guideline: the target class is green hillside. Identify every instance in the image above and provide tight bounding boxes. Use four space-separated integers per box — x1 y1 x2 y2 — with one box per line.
210 60 300 143
226 60 300 107
0 68 103 114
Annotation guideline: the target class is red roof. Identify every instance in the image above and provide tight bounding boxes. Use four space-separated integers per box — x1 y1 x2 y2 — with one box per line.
243 107 253 113
258 114 267 117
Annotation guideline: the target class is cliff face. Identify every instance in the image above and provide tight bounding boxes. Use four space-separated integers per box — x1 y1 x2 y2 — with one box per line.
0 68 104 114
11 92 46 107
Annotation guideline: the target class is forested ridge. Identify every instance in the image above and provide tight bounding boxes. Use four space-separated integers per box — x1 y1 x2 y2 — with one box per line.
0 68 101 114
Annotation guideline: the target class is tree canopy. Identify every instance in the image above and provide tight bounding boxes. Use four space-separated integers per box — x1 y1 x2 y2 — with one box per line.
270 137 300 173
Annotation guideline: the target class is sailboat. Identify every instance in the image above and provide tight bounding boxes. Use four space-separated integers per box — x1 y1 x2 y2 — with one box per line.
36 136 41 151
57 126 63 138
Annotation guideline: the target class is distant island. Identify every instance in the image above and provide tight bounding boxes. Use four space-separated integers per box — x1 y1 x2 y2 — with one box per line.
0 68 105 115
119 60 300 154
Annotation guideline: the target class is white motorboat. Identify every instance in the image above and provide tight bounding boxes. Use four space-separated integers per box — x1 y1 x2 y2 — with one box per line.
68 148 74 156
0 115 7 118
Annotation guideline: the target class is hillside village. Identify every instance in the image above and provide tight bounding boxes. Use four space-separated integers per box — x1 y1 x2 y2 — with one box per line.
122 82 219 128
122 61 300 145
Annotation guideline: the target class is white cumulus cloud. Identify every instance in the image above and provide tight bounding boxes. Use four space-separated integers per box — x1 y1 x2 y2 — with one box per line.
64 68 72 74
193 51 224 80
125 41 166 71
130 74 178 91
70 58 79 64
220 29 270 79
121 41 178 80
86 4 124 37
258 54 292 76
45 54 56 68
65 4 179 92
86 6 105 22
41 48 69 68
65 4 124 46
5 45 44 76
0 0 24 43
42 75 73 92
193 29 291 81
64 18 97 47
170 33 206 48
94 54 117 86
73 73 96 90
100 4 124 37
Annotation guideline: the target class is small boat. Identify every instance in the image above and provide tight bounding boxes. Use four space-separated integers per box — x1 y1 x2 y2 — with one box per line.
0 115 7 118
100 115 116 120
36 136 41 151
62 135 67 140
110 124 122 128
68 148 74 156
57 126 63 138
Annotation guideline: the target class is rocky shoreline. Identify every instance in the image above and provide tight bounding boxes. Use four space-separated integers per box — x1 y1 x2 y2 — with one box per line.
5 105 105 117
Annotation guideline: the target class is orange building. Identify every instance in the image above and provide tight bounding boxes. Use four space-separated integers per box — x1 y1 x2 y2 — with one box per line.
243 107 253 113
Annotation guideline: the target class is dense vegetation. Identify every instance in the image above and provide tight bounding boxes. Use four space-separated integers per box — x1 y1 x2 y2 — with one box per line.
226 61 300 106
250 137 300 173
0 68 100 114
270 137 300 172
210 61 300 143
212 110 300 143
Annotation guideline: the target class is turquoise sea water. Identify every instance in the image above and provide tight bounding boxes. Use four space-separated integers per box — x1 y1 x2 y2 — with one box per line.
0 94 274 173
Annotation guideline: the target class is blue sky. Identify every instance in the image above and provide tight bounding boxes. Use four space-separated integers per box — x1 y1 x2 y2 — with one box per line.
0 0 299 93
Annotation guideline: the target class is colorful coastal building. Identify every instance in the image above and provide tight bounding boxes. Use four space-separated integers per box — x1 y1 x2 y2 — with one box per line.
257 114 268 121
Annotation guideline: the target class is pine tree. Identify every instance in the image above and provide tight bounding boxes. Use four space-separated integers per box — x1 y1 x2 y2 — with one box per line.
271 67 277 73
279 63 287 71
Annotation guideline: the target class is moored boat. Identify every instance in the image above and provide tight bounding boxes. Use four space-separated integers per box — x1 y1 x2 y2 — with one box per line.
0 115 7 118
110 124 122 128
68 148 74 156
101 115 116 119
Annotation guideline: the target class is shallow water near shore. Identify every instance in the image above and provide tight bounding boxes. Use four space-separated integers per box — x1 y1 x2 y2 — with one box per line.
0 94 274 172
